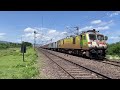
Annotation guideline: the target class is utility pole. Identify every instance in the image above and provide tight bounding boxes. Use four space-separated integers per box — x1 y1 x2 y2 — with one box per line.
51 39 52 43
22 41 25 62
21 36 23 44
39 16 44 47
34 31 37 51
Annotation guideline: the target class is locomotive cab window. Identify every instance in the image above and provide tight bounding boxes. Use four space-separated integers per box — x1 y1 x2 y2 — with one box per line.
73 37 76 44
97 35 104 40
89 34 96 40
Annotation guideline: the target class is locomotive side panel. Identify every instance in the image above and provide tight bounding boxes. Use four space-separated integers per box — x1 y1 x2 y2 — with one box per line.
58 36 81 49
80 33 89 50
41 29 108 59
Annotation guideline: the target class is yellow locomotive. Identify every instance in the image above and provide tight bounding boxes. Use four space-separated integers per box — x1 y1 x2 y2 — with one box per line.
42 29 108 59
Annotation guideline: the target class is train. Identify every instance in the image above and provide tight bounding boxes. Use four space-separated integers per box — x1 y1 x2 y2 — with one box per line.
41 29 108 59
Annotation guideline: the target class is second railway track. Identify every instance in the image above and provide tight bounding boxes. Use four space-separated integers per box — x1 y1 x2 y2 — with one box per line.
39 48 111 79
101 59 120 67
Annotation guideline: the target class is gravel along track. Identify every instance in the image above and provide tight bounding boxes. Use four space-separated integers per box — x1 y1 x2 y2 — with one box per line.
36 49 73 79
40 49 111 79
40 48 120 79
101 59 120 67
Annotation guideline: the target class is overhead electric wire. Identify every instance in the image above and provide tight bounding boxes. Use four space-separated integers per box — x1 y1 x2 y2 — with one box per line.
65 11 113 36
39 11 115 45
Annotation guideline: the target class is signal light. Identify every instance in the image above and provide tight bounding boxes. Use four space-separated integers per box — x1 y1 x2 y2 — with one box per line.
88 42 92 44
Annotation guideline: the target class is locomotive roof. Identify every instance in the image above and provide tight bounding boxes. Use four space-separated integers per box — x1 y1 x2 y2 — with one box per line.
81 29 100 35
86 31 100 34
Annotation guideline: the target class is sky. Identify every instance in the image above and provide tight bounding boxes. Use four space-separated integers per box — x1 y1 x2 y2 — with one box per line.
0 11 120 45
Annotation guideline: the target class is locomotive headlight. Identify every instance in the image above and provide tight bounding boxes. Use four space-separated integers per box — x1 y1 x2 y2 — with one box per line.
88 42 91 44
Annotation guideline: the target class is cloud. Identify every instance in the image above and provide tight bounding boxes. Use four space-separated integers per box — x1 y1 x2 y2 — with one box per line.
104 30 120 37
24 27 38 33
109 36 120 39
91 19 114 26
79 26 93 31
22 27 67 44
0 33 6 39
48 30 56 34
101 29 120 44
95 26 110 30
0 33 6 36
79 25 110 32
22 27 43 43
98 20 114 26
109 11 120 17
61 31 67 35
45 29 66 43
91 20 102 24
108 36 120 43
87 19 114 31
21 22 113 44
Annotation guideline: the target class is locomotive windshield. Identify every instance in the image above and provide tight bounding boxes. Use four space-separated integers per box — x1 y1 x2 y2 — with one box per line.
97 35 104 40
89 34 96 40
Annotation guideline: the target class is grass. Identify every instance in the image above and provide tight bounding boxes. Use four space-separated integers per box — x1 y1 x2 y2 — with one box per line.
0 47 39 79
106 55 120 60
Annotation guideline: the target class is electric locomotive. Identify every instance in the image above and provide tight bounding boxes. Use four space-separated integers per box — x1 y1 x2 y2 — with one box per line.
42 29 108 59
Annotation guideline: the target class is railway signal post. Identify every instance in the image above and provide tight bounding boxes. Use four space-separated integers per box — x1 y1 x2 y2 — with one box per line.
21 41 26 62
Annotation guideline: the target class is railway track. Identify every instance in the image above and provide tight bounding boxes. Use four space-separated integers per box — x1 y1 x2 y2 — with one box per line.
50 48 120 68
48 48 120 68
88 58 120 67
40 48 111 79
101 59 120 67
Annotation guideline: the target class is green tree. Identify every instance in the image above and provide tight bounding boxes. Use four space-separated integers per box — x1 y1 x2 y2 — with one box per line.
107 42 120 56
23 42 32 47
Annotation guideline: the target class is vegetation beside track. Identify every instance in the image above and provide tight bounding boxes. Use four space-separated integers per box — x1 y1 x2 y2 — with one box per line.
0 47 39 79
106 42 120 60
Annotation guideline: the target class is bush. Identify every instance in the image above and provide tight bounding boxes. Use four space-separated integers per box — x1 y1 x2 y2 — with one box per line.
107 42 120 56
0 42 32 50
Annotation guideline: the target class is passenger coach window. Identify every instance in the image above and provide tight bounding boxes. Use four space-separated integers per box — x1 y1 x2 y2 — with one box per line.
73 37 75 44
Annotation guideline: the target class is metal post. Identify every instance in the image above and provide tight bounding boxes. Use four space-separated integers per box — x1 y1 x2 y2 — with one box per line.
21 41 25 62
34 31 36 51
21 36 22 43
23 51 24 62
